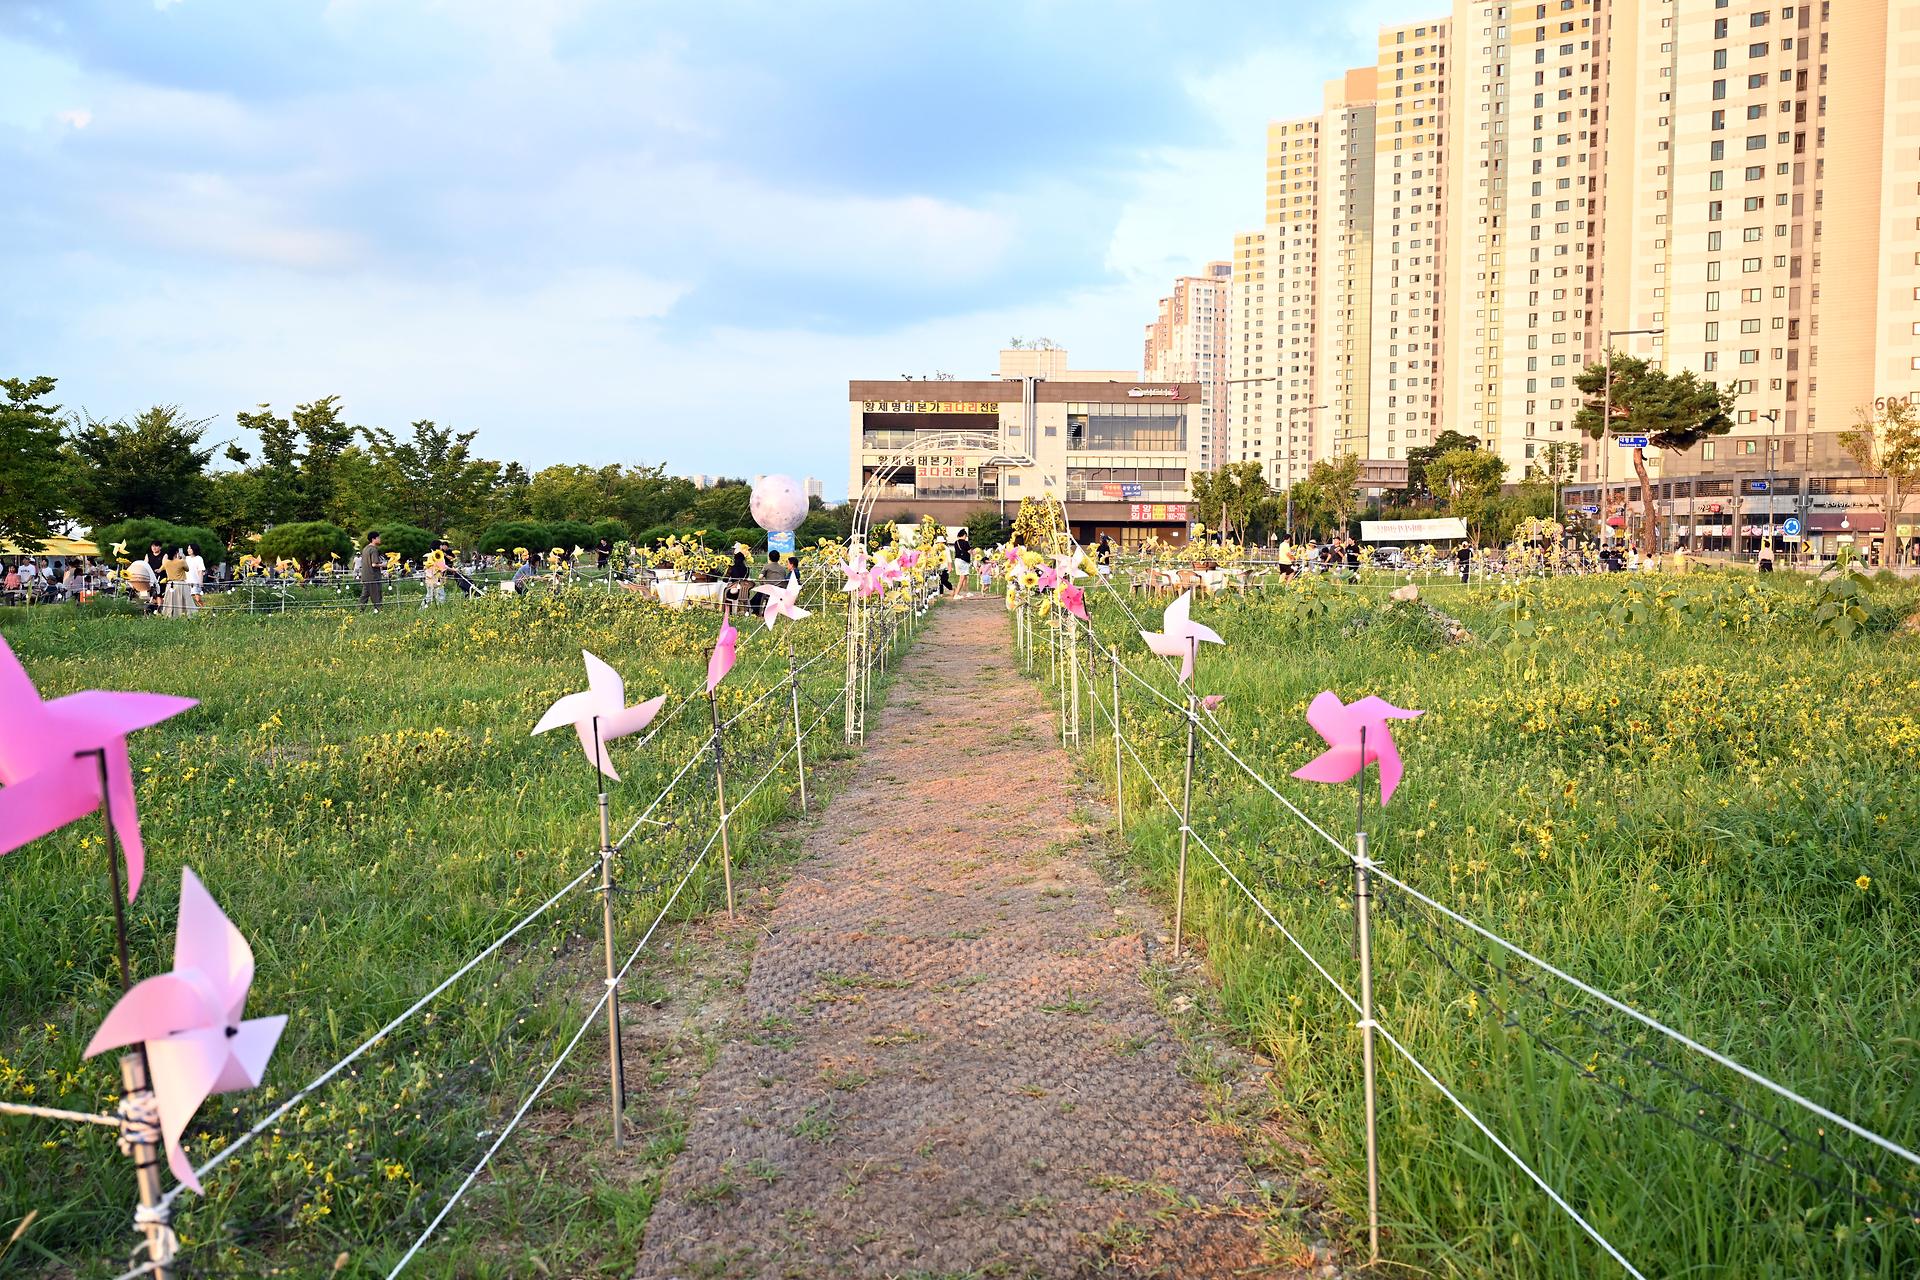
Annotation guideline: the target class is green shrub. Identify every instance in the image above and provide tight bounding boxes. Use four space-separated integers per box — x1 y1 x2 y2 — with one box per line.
92 518 226 566
371 521 435 564
543 520 595 555
589 517 629 546
256 520 352 572
476 520 551 557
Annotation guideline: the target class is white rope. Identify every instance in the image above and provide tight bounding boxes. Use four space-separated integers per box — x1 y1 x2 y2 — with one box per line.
610 741 709 852
1365 865 1920 1170
160 862 600 1208
1183 826 1360 1015
386 827 720 1276
1370 1018 1649 1280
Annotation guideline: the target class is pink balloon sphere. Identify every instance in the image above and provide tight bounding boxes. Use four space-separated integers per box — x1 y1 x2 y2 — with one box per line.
750 474 809 533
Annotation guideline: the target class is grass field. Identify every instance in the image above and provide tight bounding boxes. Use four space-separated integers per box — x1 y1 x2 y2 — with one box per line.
0 585 871 1277
1055 569 1920 1279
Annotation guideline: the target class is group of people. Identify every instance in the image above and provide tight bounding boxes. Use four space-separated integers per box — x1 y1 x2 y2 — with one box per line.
2 557 117 605
120 542 210 615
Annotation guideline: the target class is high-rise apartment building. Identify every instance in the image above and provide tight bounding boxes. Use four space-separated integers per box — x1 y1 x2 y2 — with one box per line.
1199 1 1918 552
1320 71 1380 459
1143 261 1232 478
1369 20 1452 461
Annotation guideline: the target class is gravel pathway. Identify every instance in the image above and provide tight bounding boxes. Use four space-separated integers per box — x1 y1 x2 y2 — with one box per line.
635 597 1305 1279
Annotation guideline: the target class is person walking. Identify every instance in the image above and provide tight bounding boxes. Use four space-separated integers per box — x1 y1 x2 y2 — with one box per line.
357 531 384 609
1455 541 1472 585
952 530 972 597
1758 540 1776 574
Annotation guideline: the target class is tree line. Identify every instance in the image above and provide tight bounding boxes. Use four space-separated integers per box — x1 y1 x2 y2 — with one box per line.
0 376 853 559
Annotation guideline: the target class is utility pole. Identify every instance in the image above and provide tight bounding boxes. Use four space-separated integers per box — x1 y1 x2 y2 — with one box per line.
1761 409 1781 563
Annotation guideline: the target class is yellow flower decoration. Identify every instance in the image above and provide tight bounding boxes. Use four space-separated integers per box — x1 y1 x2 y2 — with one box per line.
1856 875 1872 891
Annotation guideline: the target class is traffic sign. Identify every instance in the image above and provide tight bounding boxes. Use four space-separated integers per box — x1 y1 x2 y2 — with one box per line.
1750 479 1771 493
1581 504 1600 515
1616 435 1650 449
1781 517 1801 537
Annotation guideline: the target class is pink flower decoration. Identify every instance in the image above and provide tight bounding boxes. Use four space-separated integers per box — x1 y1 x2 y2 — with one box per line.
530 650 668 782
1036 565 1061 591
899 549 921 570
84 867 287 1193
0 635 196 901
1290 691 1424 806
1140 590 1223 685
707 619 739 693
1059 584 1089 621
752 575 812 630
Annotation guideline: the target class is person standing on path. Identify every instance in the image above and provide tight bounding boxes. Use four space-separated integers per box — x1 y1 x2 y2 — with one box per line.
1758 541 1776 574
1455 541 1472 584
357 531 384 609
952 530 972 597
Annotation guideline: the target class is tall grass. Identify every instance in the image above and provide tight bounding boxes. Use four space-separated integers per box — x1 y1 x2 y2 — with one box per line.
1054 571 1920 1279
0 588 870 1277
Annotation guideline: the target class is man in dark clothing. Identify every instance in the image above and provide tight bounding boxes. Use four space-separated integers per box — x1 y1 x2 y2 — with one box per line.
596 538 612 568
1455 542 1472 584
358 532 384 608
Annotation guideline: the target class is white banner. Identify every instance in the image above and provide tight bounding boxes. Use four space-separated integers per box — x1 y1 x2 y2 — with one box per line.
1361 517 1469 542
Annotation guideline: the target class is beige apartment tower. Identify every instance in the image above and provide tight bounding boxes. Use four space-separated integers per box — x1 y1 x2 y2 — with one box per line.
1143 261 1233 479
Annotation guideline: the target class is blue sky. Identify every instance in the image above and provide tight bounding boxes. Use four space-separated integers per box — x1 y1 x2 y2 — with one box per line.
2 0 1437 497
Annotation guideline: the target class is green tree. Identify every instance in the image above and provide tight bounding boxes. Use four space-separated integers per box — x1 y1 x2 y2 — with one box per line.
1839 399 1920 568
361 419 499 533
92 518 226 566
1428 446 1508 542
1402 429 1482 503
1286 454 1363 540
1575 354 1737 556
370 521 436 563
1188 461 1270 543
64 405 217 527
292 395 356 522
234 404 302 526
0 376 70 546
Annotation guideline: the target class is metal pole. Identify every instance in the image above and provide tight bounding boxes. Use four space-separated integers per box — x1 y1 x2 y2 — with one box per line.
708 693 736 917
118 1053 175 1280
1111 643 1125 836
1172 659 1197 959
593 719 625 1147
1353 723 1381 1263
86 749 135 993
788 635 808 812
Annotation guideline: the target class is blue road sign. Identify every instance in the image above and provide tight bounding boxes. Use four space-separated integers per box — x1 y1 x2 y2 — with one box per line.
1616 435 1650 449
1751 479 1771 492
1781 517 1801 537
1581 504 1601 515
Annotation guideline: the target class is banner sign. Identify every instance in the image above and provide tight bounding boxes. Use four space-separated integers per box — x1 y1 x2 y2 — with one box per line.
862 400 1000 414
767 529 795 554
1127 503 1188 521
1361 517 1469 542
917 455 981 479
1121 482 1144 498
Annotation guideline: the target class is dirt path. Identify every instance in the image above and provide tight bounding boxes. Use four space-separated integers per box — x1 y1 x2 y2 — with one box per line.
635 597 1311 1279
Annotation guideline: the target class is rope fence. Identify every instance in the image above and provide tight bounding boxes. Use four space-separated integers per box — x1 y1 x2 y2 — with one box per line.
3 582 919 1279
1012 582 1920 1276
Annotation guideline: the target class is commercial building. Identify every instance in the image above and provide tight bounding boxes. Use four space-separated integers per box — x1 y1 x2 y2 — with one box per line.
1143 261 1232 476
1213 0 1920 557
848 349 1197 547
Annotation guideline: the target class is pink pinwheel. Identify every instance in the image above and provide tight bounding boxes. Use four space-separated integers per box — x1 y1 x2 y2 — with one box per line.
1201 694 1227 712
753 575 812 630
84 867 286 1193
1140 591 1223 685
1052 551 1085 583
530 650 667 782
1036 564 1062 591
707 619 739 693
899 549 921 571
1290 691 1424 806
0 635 196 901
1059 583 1089 621
840 547 869 595
1004 545 1022 567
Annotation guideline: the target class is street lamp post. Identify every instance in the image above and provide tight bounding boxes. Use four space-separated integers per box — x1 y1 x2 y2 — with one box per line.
1600 327 1665 551
1284 403 1328 541
1759 409 1781 564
